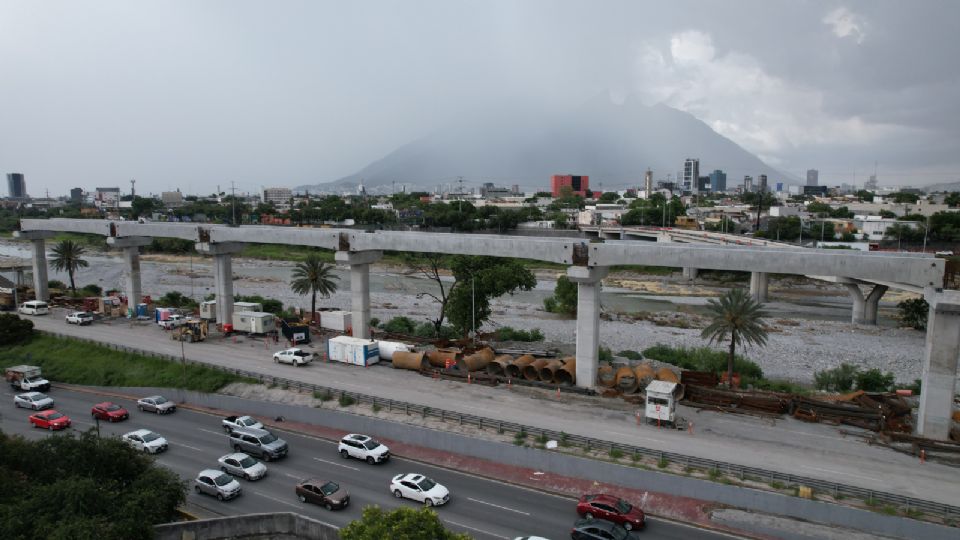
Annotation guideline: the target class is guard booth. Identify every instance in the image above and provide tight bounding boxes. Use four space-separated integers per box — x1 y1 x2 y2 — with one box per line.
644 380 681 426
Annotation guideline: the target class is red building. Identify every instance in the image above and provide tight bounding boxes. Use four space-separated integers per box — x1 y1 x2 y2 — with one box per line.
551 174 590 197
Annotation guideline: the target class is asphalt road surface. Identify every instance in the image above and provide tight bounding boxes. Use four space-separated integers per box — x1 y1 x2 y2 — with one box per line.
1 386 736 540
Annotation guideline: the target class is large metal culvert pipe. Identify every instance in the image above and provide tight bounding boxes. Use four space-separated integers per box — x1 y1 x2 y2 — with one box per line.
556 357 577 385
656 367 680 383
391 351 427 371
505 354 535 379
634 363 655 389
538 359 565 382
425 348 460 368
457 347 495 372
487 354 514 376
615 365 639 393
597 365 616 387
523 358 548 380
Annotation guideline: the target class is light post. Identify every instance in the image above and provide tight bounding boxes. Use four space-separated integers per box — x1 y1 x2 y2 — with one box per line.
471 277 476 346
179 337 187 403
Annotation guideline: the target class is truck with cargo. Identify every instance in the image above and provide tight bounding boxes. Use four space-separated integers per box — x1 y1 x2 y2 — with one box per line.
6 365 51 392
327 336 379 366
231 311 277 335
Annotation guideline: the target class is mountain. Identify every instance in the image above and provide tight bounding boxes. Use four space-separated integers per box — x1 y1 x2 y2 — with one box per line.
296 95 794 194
921 181 960 193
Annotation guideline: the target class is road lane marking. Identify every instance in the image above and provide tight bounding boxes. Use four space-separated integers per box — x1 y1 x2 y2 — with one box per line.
250 490 302 509
177 443 204 452
313 457 360 471
199 428 226 436
800 465 882 482
445 520 509 539
466 497 530 515
283 472 301 479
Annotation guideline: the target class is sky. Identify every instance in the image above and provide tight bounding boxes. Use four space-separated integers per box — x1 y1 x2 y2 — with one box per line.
2 0 959 197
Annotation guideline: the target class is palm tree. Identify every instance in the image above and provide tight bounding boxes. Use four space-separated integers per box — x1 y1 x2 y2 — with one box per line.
701 287 768 388
50 240 89 294
290 254 340 318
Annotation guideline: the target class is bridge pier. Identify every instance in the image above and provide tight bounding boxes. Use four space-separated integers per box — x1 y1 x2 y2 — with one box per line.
682 267 698 280
844 283 888 325
107 236 152 307
568 265 609 390
12 230 55 302
335 250 383 339
749 272 769 303
196 242 244 327
917 293 960 440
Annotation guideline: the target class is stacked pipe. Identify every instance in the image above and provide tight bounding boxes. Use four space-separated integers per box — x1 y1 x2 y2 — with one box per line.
556 357 576 385
506 355 535 379
538 359 565 382
633 363 655 390
597 365 616 387
615 366 638 393
523 358 548 380
391 351 427 371
486 354 514 376
425 348 461 369
456 347 495 372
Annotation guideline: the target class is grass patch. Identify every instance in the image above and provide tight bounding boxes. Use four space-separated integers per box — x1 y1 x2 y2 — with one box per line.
338 394 356 407
708 469 723 481
239 244 335 262
905 508 924 519
372 402 381 413
559 432 570 447
610 264 675 275
770 481 785 490
657 457 669 469
609 447 624 460
314 390 333 401
880 505 897 516
5 334 251 392
865 497 879 507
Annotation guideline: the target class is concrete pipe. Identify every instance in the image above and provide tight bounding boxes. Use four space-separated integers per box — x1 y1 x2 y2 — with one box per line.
487 354 514 376
523 358 548 380
615 365 639 393
634 363 655 389
457 347 495 372
538 359 565 382
597 365 616 387
425 348 461 368
557 358 577 386
391 351 427 371
505 354 535 379
656 367 680 383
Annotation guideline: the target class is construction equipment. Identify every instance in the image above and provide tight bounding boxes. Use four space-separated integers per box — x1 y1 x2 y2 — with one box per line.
172 319 208 342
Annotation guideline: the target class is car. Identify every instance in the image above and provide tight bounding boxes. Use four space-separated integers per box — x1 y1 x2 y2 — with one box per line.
295 478 350 510
228 427 288 461
91 402 130 422
122 429 169 454
194 468 242 501
29 409 71 431
389 473 449 507
570 518 629 540
338 433 390 464
137 395 176 414
14 392 54 410
576 494 645 531
273 347 313 366
514 537 553 540
222 415 263 433
65 311 95 325
218 452 267 481
158 314 188 330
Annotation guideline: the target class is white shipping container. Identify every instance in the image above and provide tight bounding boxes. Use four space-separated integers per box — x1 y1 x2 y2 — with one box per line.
327 336 379 366
234 301 263 312
231 311 277 335
200 301 216 321
377 340 412 360
320 310 352 332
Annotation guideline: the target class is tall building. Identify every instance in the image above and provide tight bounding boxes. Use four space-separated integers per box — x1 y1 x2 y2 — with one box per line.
94 187 120 208
683 159 700 194
262 187 293 207
806 169 819 186
69 188 83 203
7 173 26 199
697 176 711 192
864 174 879 191
758 174 768 193
550 174 589 197
708 170 726 192
743 176 753 193
644 169 653 196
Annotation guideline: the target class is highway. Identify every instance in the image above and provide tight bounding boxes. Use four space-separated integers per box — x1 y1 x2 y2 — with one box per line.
1 386 733 540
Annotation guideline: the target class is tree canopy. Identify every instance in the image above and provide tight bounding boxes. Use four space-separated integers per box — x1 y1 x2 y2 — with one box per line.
701 288 768 387
50 239 89 293
290 254 339 316
444 256 536 337
340 506 470 540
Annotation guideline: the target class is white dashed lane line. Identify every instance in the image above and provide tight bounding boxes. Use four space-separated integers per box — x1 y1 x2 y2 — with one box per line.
466 497 530 515
312 457 360 471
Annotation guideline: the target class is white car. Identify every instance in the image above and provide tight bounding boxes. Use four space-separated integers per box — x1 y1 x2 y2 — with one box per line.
273 348 313 366
218 452 268 481
65 311 94 325
338 433 390 464
222 415 263 433
122 429 169 454
14 392 54 410
390 473 450 507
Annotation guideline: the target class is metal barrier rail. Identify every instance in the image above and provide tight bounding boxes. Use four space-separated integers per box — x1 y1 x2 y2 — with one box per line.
40 330 960 520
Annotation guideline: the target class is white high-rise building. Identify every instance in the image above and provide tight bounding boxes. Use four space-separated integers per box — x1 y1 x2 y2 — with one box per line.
806 169 819 186
643 169 653 197
683 159 700 194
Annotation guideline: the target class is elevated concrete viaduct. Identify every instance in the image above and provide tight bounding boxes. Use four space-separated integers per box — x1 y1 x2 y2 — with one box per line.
15 218 959 440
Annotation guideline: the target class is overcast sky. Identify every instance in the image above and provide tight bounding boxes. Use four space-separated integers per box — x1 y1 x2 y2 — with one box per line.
2 0 958 196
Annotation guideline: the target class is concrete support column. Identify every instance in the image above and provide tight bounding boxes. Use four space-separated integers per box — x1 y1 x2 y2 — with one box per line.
568 265 610 390
195 242 244 328
682 267 698 280
917 298 960 440
335 250 383 339
106 236 152 307
844 283 888 325
13 231 55 302
749 272 769 303
844 284 867 324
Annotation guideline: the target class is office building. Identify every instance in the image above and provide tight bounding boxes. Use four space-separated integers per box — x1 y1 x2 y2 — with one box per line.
70 188 83 203
708 170 726 192
683 159 700 194
262 187 293 206
644 169 653 196
95 187 120 208
758 174 768 193
775 182 784 192
7 173 26 199
697 176 711 192
161 191 184 208
806 169 819 186
743 176 753 193
550 174 590 197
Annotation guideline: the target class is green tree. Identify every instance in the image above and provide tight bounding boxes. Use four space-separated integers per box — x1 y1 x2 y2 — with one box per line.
402 252 453 336
0 313 34 346
701 288 768 388
50 239 90 293
290 254 340 316
158 290 197 309
597 191 620 203
340 506 470 540
898 297 929 330
945 192 960 208
543 274 578 315
444 256 536 337
130 196 161 219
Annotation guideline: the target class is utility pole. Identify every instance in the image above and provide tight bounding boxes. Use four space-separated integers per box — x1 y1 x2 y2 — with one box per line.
457 176 464 213
230 181 237 225
130 178 136 199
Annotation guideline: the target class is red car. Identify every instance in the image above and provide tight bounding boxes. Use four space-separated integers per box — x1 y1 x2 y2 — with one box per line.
576 493 645 531
29 410 72 431
91 402 130 422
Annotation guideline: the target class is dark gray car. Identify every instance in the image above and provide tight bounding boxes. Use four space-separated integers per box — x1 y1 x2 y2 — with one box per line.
228 427 288 461
137 395 176 414
571 518 629 540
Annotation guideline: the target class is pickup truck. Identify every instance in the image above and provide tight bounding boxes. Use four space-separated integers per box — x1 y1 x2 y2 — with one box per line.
158 314 188 330
222 415 264 433
6 365 51 392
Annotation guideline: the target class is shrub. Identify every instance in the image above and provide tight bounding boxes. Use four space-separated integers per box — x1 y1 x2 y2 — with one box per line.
657 457 669 468
814 363 858 392
543 275 578 315
157 290 197 309
382 316 417 335
47 280 67 290
609 448 624 459
897 297 929 330
642 344 763 379
338 393 356 407
599 346 613 363
0 313 34 346
617 350 643 360
80 284 102 296
369 317 380 329
495 326 545 342
856 368 895 392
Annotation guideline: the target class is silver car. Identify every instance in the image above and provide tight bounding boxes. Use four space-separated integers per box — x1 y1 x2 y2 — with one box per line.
137 395 176 414
218 452 267 481
194 469 242 501
14 392 54 410
228 427 288 461
122 429 169 454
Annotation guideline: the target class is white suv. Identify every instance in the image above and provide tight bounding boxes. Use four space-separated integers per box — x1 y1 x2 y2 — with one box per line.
338 433 390 464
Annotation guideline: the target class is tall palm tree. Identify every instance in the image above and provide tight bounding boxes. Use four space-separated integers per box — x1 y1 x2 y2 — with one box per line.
701 287 768 388
50 240 89 294
290 254 339 318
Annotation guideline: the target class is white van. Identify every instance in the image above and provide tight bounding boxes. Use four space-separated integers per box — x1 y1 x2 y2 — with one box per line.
19 301 49 315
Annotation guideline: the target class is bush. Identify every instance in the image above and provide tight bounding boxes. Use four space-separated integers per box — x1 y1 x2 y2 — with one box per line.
617 350 643 360
599 346 613 363
856 368 895 392
80 284 102 296
157 290 197 309
47 280 67 290
897 298 929 330
495 326 545 342
369 317 380 329
0 313 34 346
543 275 578 315
643 344 763 379
814 363 858 392
382 316 417 335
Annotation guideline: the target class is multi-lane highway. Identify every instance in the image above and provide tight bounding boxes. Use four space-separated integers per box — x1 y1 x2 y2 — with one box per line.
0 386 734 540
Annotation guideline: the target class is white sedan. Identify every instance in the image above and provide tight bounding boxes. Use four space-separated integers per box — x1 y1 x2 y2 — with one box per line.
122 429 169 454
14 392 54 410
273 348 313 366
390 473 450 507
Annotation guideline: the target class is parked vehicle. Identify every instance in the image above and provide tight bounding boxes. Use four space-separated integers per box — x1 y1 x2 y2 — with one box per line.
171 319 208 342
295 478 350 510
158 314 188 330
222 415 263 433
18 300 49 315
389 473 449 507
6 365 51 392
576 494 645 531
228 427 288 461
65 311 94 325
273 347 313 366
570 519 629 540
194 469 242 501
137 395 176 414
218 452 267 481
338 433 390 464
91 402 130 422
122 429 168 454
14 391 54 410
29 410 71 430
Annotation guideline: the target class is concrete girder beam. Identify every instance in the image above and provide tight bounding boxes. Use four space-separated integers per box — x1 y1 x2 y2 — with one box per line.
568 265 610 390
20 218 112 237
917 293 960 440
106 236 153 249
336 251 384 339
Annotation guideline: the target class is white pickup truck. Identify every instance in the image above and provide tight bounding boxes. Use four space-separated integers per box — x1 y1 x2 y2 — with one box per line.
158 314 188 330
222 415 263 433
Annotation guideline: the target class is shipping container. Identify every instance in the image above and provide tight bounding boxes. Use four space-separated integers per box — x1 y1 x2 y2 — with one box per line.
377 340 412 360
280 319 310 344
320 310 352 332
327 336 379 366
155 307 176 323
199 300 216 320
231 311 277 335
